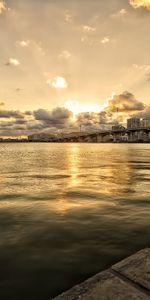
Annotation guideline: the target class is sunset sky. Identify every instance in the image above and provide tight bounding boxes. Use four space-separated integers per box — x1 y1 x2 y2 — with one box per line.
0 0 150 136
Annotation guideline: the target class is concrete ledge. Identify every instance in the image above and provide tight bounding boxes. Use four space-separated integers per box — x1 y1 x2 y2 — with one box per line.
52 248 150 300
112 248 150 291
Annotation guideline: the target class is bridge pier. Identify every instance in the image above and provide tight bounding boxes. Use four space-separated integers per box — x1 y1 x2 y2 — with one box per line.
128 131 137 142
97 134 104 143
127 130 150 142
112 132 127 142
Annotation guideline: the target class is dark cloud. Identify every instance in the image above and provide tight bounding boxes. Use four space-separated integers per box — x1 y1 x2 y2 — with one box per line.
99 111 109 124
0 92 149 137
16 88 21 92
34 107 73 128
77 112 97 124
106 91 145 113
76 92 147 131
133 105 150 118
15 119 28 125
0 104 32 119
76 112 113 131
0 121 14 128
26 121 47 131
77 112 98 129
0 110 25 119
0 102 5 110
25 111 32 116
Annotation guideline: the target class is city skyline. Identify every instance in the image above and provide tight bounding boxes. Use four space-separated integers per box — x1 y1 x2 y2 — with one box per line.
0 0 150 136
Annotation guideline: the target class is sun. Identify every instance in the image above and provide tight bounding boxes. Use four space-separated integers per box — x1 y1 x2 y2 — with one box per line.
64 100 100 120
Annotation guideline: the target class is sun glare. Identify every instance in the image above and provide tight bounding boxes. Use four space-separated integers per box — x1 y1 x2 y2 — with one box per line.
64 100 100 120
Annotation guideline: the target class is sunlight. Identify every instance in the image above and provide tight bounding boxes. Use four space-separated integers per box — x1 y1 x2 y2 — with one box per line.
64 100 100 116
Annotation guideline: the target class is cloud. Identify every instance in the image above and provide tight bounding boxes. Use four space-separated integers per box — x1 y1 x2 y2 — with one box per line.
133 105 150 118
0 92 148 137
81 36 90 44
77 112 99 129
5 58 20 66
18 40 30 47
81 35 99 47
119 8 128 15
106 91 145 113
0 1 6 14
132 63 150 71
129 0 150 10
58 50 71 60
34 107 73 128
82 25 96 33
0 104 31 120
99 111 108 124
0 106 73 136
111 8 127 18
76 111 114 131
16 88 21 92
46 76 68 89
101 37 110 44
16 39 45 56
63 10 72 23
0 105 37 136
80 25 97 46
0 109 25 119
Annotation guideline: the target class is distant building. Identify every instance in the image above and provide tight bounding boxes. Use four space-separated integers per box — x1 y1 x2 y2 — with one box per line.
28 133 55 142
127 118 141 129
141 117 150 128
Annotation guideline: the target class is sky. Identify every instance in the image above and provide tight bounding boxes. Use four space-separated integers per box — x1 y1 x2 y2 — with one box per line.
0 0 150 136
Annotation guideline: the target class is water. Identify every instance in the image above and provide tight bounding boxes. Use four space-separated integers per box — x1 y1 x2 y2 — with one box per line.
0 143 150 300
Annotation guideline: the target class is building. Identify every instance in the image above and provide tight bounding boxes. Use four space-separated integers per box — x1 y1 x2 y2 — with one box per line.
141 117 150 128
127 118 141 129
28 133 56 142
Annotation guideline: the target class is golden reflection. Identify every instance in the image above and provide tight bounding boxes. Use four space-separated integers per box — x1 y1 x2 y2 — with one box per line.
67 144 81 188
95 146 137 195
0 174 6 183
51 198 83 216
50 197 115 216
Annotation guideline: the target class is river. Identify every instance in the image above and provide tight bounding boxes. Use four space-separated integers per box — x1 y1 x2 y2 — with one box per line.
0 143 150 300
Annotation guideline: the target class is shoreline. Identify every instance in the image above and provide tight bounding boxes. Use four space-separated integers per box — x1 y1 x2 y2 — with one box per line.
52 248 150 300
0 141 150 144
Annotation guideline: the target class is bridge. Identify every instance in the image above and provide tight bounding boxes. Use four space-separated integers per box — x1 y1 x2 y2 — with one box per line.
57 128 150 143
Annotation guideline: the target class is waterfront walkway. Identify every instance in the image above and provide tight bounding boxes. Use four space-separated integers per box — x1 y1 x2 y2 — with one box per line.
52 248 150 300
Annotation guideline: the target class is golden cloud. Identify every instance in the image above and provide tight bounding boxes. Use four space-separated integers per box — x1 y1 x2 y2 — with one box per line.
58 50 71 60
5 58 20 66
46 77 68 89
19 40 30 47
0 1 6 14
101 37 110 44
130 0 150 10
82 25 96 33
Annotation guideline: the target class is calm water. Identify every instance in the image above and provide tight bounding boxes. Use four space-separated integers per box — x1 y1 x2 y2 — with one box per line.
0 143 150 300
